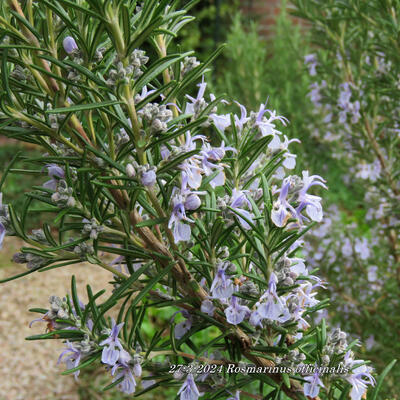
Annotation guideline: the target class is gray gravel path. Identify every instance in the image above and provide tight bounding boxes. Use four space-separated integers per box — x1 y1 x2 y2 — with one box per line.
0 240 114 400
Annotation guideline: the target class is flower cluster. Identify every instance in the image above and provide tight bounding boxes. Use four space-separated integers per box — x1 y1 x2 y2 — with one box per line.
0 1 380 399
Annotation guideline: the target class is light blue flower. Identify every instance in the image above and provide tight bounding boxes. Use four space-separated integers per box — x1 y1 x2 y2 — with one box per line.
141 169 157 186
224 296 250 325
63 36 78 54
229 189 255 230
304 54 318 76
271 179 296 227
256 273 289 322
168 195 193 243
210 265 234 300
112 365 137 395
43 164 65 191
344 352 375 400
227 390 240 400
201 299 215 316
100 318 124 366
295 171 327 223
57 341 82 380
303 370 324 398
174 310 193 340
178 374 202 400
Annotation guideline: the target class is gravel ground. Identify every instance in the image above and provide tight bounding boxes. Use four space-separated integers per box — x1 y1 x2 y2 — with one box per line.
0 239 114 400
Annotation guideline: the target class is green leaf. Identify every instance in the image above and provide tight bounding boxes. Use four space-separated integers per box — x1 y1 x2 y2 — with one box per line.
1 47 11 103
0 150 21 191
8 204 26 238
370 359 397 400
26 329 84 340
55 0 104 19
0 266 42 284
71 276 83 318
103 263 149 308
238 135 273 177
47 100 122 114
282 373 291 388
135 217 167 228
130 261 175 308
134 52 192 90
61 352 101 375
166 44 226 101
157 149 199 174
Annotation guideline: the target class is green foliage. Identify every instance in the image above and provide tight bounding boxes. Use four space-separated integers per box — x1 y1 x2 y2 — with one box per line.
0 0 385 399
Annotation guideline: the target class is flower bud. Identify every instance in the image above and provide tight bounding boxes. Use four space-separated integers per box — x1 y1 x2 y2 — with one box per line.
126 163 136 177
63 36 78 54
184 194 201 210
13 252 27 263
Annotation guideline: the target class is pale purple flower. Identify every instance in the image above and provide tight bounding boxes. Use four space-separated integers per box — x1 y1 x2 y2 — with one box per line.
133 362 142 377
303 370 324 398
308 82 324 107
201 141 236 163
256 273 289 322
135 85 156 103
254 103 287 146
210 114 231 132
112 365 137 395
142 378 156 389
174 310 193 339
342 238 353 257
224 295 250 325
295 171 327 223
271 179 296 227
354 238 370 260
185 77 209 117
178 133 206 189
43 164 65 190
200 141 235 188
338 82 361 124
178 374 202 400
279 136 300 169
234 102 250 132
57 341 82 380
108 344 137 394
249 310 263 328
141 170 157 186
210 265 234 300
355 161 381 182
229 189 255 230
100 318 124 366
227 390 241 400
367 266 378 282
365 335 375 351
295 282 320 308
338 83 352 111
344 353 375 400
63 36 78 54
168 194 193 243
201 299 215 316
184 194 201 210
289 258 307 277
304 54 318 76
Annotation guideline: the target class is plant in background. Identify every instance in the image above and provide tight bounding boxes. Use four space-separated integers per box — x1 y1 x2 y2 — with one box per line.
0 0 390 399
291 0 400 395
213 4 317 159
